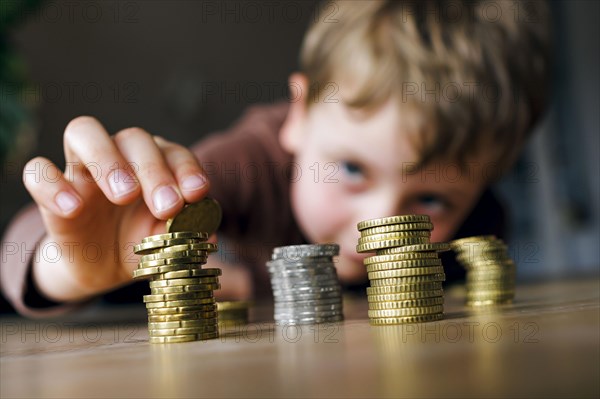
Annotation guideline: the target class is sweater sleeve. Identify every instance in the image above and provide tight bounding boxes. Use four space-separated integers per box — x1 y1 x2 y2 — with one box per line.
0 204 93 317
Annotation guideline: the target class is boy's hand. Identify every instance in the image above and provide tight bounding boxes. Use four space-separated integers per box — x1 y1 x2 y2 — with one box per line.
23 116 210 302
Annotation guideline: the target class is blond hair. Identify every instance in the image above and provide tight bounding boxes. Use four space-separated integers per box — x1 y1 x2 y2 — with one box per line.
300 0 552 177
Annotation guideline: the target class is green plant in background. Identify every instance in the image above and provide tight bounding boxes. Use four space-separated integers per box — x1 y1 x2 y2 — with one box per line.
0 0 43 165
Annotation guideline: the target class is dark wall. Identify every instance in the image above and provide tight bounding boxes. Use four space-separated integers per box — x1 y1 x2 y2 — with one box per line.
0 0 319 312
1 0 319 229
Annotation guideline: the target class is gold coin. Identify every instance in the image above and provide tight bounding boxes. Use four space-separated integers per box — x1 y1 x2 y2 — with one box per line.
157 242 218 253
356 237 430 253
140 248 212 262
366 282 443 295
138 256 207 268
466 265 516 273
467 284 515 292
466 295 515 302
219 320 247 328
463 262 516 272
358 231 431 243
365 259 442 272
134 238 207 255
148 331 219 344
143 291 213 303
450 235 498 247
148 278 218 288
455 246 508 256
217 301 252 311
466 288 515 295
369 313 443 325
167 198 222 236
147 308 217 322
146 298 218 309
466 292 514 300
147 303 216 314
466 281 515 288
182 283 223 292
466 273 515 282
142 232 208 243
179 319 220 328
364 252 439 265
357 215 430 231
368 297 444 310
368 266 445 280
158 268 222 280
174 326 219 335
368 305 443 318
218 313 249 321
368 289 444 302
360 222 434 235
161 278 221 287
369 273 445 287
133 263 206 279
467 299 513 306
148 334 197 344
150 285 210 295
376 242 450 255
150 281 223 294
466 290 515 297
149 324 218 336
148 321 180 329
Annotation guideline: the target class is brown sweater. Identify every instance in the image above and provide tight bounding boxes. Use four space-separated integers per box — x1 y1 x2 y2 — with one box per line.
0 101 505 317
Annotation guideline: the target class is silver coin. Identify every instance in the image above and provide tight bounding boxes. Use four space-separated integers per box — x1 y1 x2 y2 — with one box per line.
266 262 335 273
271 275 339 285
272 286 342 295
275 298 342 307
275 306 343 315
274 299 344 308
268 255 334 264
267 263 337 271
275 310 343 319
270 278 340 288
268 269 337 278
269 273 337 282
272 244 339 261
274 314 344 325
272 291 342 301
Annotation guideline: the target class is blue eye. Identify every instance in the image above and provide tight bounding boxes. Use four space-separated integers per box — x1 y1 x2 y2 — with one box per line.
339 161 367 188
417 195 449 211
341 161 363 176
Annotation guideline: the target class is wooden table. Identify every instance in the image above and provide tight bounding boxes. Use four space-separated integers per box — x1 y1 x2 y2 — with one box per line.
1 278 598 398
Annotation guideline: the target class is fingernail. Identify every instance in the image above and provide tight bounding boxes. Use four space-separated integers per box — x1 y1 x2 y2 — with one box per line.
181 174 207 191
55 192 80 214
153 186 181 212
108 169 138 198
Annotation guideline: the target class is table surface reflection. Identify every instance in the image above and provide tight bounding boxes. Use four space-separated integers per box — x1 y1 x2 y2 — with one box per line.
1 277 599 398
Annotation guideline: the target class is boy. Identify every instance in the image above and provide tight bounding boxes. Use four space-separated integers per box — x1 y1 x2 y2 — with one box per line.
1 0 551 317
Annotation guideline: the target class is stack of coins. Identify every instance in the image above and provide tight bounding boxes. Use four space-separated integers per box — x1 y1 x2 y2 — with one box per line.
267 244 344 325
357 215 449 325
217 301 251 328
132 198 224 344
450 235 515 306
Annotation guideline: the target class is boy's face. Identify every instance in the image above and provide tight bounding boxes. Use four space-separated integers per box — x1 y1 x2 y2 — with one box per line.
280 76 492 283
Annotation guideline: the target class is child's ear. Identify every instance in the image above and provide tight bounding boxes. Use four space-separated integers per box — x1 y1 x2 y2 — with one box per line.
280 72 308 154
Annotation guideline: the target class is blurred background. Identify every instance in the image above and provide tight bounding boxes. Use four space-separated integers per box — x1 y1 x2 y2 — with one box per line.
0 0 598 313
